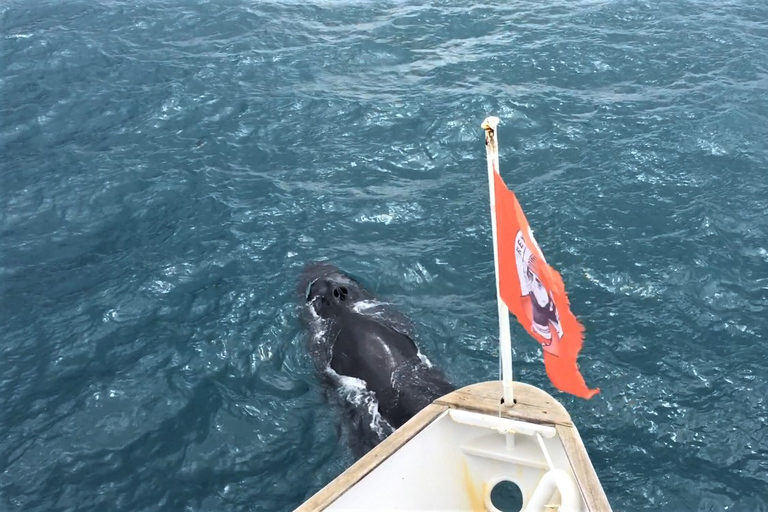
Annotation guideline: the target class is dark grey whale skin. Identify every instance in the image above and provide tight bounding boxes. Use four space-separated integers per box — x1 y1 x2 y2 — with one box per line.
297 262 455 434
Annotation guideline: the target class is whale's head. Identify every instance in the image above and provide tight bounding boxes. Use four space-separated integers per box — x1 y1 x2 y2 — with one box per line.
298 262 368 320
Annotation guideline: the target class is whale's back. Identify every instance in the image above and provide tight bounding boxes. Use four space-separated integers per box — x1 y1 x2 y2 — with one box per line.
330 310 419 396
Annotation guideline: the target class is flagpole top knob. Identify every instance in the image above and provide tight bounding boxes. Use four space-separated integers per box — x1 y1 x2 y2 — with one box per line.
481 116 500 133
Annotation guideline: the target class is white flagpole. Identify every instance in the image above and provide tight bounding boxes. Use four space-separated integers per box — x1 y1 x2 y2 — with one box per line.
482 116 514 407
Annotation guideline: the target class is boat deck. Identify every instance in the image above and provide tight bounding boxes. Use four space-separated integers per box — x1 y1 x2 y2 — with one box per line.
298 381 610 511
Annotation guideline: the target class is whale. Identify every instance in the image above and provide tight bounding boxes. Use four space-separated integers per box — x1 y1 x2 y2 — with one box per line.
297 262 455 447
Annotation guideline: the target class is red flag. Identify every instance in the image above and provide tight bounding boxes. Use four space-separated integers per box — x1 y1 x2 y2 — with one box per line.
494 171 599 399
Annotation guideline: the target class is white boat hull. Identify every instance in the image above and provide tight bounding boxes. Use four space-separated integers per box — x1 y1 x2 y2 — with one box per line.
298 381 610 512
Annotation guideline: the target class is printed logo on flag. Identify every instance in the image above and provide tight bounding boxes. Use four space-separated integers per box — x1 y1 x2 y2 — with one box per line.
514 231 562 356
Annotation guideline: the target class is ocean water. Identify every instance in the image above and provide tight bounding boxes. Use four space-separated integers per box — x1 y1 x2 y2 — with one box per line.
2 0 767 510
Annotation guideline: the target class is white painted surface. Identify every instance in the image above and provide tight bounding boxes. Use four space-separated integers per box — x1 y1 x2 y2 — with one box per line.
328 410 584 512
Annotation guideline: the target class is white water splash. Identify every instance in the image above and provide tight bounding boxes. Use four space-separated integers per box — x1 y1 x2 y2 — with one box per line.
330 372 391 438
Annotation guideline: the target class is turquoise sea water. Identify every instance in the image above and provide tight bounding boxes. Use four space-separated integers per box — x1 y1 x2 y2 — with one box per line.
2 0 767 510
